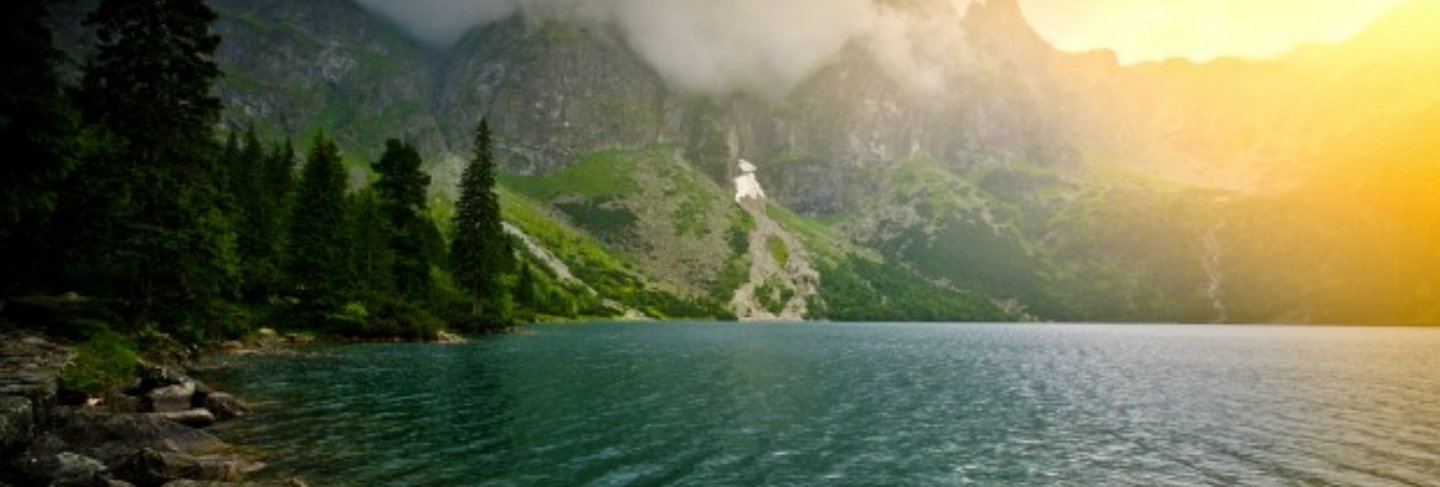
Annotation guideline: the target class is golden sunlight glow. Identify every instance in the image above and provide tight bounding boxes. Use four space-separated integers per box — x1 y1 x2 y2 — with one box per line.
1014 0 1409 63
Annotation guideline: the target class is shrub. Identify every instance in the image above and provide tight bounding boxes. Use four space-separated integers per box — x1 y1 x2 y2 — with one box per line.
61 331 139 395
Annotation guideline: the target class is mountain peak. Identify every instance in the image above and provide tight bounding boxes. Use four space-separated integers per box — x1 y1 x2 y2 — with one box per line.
963 0 1055 63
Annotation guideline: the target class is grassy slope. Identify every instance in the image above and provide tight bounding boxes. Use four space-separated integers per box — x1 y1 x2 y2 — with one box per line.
500 147 752 317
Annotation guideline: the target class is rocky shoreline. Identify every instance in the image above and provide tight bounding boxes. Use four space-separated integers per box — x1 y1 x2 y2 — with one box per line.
0 325 306 487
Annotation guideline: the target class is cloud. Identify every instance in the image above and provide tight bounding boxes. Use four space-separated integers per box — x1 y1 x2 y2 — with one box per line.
353 0 972 97
352 0 521 47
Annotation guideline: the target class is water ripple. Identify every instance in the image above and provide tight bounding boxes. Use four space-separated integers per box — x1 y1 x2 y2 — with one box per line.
205 324 1440 486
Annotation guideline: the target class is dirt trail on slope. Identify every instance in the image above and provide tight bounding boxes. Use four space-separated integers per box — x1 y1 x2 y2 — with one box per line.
729 199 821 320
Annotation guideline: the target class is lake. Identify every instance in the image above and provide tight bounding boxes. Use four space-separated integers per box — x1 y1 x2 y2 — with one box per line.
205 323 1440 485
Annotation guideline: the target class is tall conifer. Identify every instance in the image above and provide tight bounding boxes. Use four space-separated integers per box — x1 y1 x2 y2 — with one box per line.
450 119 511 316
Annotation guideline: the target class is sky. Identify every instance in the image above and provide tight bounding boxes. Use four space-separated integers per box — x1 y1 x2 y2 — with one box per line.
1016 0 1409 64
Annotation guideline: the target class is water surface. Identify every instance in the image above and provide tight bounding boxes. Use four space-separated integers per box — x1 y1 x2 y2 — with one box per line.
206 323 1440 485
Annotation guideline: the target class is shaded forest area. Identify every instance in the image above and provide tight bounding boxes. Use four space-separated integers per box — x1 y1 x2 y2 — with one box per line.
1 0 570 391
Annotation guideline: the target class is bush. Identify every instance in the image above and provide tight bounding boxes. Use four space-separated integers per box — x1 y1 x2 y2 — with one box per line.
333 295 443 340
61 331 139 395
366 298 444 340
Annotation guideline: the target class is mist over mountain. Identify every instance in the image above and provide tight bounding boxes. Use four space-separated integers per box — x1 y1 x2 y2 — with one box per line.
356 0 975 98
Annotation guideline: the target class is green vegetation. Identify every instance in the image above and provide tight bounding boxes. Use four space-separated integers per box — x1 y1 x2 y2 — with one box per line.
61 331 139 395
815 257 1012 322
761 202 1018 322
286 133 351 317
64 0 233 338
373 139 441 300
755 278 794 315
0 0 531 362
501 151 641 200
451 119 516 323
0 0 79 298
499 146 744 318
766 236 790 268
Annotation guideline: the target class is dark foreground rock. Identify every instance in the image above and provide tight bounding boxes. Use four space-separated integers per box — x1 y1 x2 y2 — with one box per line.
114 448 263 486
2 324 271 486
0 395 34 459
163 480 310 487
46 409 228 463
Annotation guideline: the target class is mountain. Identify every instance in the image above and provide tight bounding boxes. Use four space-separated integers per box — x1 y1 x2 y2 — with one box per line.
47 0 1440 324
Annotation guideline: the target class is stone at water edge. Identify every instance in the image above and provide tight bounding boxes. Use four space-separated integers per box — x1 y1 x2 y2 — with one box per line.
133 365 190 394
113 448 252 486
49 410 228 465
199 393 248 421
162 479 308 487
149 409 216 428
435 330 468 343
146 382 197 414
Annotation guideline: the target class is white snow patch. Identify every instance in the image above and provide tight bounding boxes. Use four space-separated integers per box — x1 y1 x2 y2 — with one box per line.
734 159 767 203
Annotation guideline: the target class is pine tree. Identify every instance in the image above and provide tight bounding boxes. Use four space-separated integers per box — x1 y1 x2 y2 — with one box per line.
249 139 297 298
345 189 393 297
286 134 350 317
373 139 434 300
0 0 80 295
450 119 512 317
71 0 232 333
230 127 275 298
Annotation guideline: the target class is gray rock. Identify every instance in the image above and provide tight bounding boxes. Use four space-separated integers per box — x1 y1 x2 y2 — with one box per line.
163 480 302 487
149 409 216 428
0 395 33 458
104 394 143 414
145 383 196 414
10 451 122 487
51 452 109 487
133 366 189 395
50 410 227 465
199 393 248 421
114 449 252 487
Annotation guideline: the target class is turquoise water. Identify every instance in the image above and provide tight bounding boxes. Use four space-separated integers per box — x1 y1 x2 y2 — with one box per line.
206 323 1440 485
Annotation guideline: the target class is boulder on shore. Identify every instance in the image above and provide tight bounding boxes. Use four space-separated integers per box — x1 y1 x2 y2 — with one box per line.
145 383 197 414
149 409 216 429
113 448 257 487
48 451 113 486
7 449 134 487
49 410 227 465
163 479 307 487
199 393 249 421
